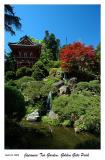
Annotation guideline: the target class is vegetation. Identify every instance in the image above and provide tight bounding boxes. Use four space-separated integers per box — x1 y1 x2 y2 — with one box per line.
5 30 100 149
60 42 98 81
5 71 16 80
42 115 60 126
5 85 26 121
52 80 100 134
43 30 60 60
32 61 49 80
5 5 21 35
5 52 17 72
16 67 32 78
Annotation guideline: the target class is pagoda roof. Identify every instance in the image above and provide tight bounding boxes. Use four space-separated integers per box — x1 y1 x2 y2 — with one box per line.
8 35 41 48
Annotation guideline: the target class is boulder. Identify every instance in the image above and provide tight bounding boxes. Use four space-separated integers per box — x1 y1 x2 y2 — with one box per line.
52 80 64 88
68 77 77 85
48 110 58 119
26 109 40 122
59 85 70 95
74 127 80 133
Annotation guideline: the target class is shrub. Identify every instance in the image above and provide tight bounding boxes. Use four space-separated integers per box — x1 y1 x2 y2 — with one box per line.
42 116 60 126
52 61 60 68
5 71 16 80
52 92 100 134
32 61 49 80
20 80 57 104
62 120 72 127
75 80 100 95
5 85 26 121
49 68 62 79
16 67 32 78
15 76 34 89
6 80 17 87
74 105 100 135
44 76 60 86
25 67 32 76
16 67 26 78
89 80 100 94
75 82 89 92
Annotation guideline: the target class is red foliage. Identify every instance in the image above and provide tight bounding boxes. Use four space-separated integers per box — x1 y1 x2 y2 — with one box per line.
60 42 96 72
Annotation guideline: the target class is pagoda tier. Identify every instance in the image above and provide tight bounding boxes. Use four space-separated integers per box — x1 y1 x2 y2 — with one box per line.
8 35 42 68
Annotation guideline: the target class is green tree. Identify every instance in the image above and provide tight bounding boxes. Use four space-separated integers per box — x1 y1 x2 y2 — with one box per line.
5 5 21 35
5 52 17 72
32 61 49 80
43 31 60 60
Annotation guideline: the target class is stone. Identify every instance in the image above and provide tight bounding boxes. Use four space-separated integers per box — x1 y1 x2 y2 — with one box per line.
26 109 39 122
68 77 77 91
48 110 58 119
59 85 70 95
74 127 80 133
52 80 64 89
68 77 77 85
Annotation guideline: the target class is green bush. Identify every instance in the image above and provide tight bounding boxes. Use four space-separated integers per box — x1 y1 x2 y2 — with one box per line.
5 71 16 80
44 76 60 86
6 80 17 87
75 82 89 91
16 67 32 78
42 116 60 126
74 105 100 135
20 80 57 104
5 85 26 121
32 61 49 80
62 120 72 127
15 76 34 89
88 80 100 94
49 68 62 79
75 80 100 95
52 61 60 68
25 67 32 76
53 91 100 134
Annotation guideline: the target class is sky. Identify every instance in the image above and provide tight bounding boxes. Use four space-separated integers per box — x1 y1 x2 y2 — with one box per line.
5 4 100 52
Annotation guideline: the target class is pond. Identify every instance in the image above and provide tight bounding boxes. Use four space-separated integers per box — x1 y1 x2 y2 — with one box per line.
17 121 100 149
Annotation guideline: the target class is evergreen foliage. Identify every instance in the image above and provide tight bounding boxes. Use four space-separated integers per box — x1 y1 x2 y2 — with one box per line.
5 85 26 121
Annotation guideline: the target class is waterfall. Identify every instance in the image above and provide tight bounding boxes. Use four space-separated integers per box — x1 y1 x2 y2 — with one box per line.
63 72 67 81
47 91 52 111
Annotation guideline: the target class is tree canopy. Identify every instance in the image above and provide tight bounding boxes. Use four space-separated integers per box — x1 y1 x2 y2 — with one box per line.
43 31 60 60
5 5 21 35
60 42 96 73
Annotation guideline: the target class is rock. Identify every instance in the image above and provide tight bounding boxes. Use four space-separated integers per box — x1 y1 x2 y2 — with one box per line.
68 77 77 85
52 80 64 88
74 127 80 133
68 77 77 91
26 109 40 122
59 85 70 95
48 110 58 119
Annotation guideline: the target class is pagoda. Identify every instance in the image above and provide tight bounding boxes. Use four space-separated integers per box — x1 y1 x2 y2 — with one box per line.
8 35 42 68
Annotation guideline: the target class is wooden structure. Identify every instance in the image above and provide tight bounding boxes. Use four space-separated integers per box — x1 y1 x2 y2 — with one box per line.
8 35 41 68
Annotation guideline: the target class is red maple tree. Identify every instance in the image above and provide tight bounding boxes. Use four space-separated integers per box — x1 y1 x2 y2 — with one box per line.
60 42 96 72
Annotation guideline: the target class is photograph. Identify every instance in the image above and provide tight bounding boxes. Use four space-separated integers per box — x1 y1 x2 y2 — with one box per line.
4 4 100 149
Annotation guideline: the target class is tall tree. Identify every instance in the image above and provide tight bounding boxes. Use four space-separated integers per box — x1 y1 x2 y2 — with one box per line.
5 5 21 35
43 31 60 60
